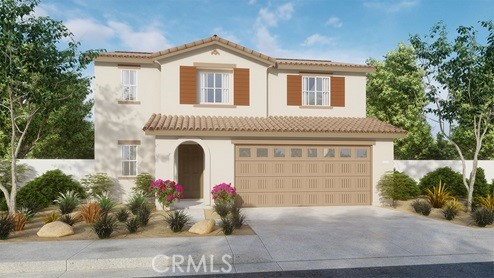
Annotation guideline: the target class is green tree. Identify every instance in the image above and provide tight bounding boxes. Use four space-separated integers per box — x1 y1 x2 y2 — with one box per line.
410 21 494 211
0 0 100 214
366 43 434 159
377 170 420 207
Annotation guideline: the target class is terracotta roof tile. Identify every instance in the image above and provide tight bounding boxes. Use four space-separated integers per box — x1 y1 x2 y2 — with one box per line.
143 114 405 135
276 58 374 69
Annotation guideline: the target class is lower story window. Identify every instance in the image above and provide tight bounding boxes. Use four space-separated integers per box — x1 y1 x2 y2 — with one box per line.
121 145 137 176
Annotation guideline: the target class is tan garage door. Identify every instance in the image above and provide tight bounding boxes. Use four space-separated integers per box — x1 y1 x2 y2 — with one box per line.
235 145 372 207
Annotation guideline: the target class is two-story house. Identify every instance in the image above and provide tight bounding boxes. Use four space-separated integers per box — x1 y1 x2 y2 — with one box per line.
94 35 404 207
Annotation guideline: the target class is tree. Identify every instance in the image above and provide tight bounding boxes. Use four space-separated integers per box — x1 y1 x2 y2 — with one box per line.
0 0 99 214
410 21 494 211
377 170 420 207
366 43 434 159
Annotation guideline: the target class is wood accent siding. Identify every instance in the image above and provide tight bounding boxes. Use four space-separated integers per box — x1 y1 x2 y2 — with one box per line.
234 68 250 106
331 76 345 107
180 66 197 104
287 75 302 106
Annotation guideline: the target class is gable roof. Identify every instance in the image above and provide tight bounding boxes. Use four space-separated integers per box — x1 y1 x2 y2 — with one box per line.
143 114 405 139
95 35 374 72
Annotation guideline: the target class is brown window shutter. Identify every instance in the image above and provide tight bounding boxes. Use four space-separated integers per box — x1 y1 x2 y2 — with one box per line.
234 68 249 106
331 76 345 107
180 66 197 104
287 75 302 106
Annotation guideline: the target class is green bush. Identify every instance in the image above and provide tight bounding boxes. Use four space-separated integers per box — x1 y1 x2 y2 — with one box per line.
55 190 80 214
136 205 151 227
426 181 452 208
95 192 116 215
164 210 191 233
473 168 490 198
411 199 432 216
471 208 494 227
230 205 246 229
17 169 85 211
0 214 15 240
93 214 118 239
60 214 76 226
419 167 466 197
221 217 235 235
442 199 463 221
127 193 149 215
126 217 140 233
80 173 115 198
378 170 420 206
133 172 154 197
116 208 129 222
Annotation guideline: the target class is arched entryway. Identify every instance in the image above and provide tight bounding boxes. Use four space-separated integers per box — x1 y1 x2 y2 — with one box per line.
177 143 204 199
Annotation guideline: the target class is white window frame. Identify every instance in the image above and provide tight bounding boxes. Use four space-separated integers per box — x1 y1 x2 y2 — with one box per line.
122 69 137 100
302 76 330 106
198 70 232 104
121 145 137 176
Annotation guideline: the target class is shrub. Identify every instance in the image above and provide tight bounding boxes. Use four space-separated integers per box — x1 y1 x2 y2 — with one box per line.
426 181 453 208
55 190 80 214
0 214 15 240
17 207 35 221
126 217 140 233
43 211 60 224
471 208 494 227
419 167 466 197
150 179 183 208
116 208 129 222
164 210 191 233
214 204 230 218
80 173 115 198
127 193 148 215
80 202 101 224
442 199 463 221
473 168 490 198
411 199 432 216
60 214 76 226
95 192 116 215
12 212 27 231
17 169 85 211
230 206 246 229
93 214 118 239
133 172 154 197
221 217 235 235
377 171 420 206
476 195 494 211
136 205 151 227
211 183 236 206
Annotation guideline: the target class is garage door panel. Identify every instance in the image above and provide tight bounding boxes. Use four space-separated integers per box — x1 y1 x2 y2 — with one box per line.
238 192 371 207
235 145 371 207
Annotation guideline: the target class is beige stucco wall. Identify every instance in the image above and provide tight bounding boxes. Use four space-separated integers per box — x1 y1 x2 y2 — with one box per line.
268 69 367 117
156 45 270 117
94 62 160 201
371 140 395 206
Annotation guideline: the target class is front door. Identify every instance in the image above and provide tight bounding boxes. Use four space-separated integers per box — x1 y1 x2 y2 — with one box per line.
178 144 204 199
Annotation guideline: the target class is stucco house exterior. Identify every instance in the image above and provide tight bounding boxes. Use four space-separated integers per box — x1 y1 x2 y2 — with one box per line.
93 35 404 207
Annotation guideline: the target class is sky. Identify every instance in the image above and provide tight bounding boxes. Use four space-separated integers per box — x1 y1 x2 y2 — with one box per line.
36 0 493 65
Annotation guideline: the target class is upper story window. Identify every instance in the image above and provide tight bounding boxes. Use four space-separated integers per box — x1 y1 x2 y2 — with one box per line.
199 71 232 104
122 69 137 100
302 76 330 106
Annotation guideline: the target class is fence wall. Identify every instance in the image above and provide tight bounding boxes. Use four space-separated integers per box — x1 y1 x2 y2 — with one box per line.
394 160 494 182
17 159 95 184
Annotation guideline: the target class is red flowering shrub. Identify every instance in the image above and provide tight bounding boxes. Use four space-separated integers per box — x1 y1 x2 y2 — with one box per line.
211 183 236 206
150 179 183 207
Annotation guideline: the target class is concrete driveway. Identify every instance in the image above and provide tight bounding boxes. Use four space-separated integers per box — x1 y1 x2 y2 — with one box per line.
0 206 492 276
240 206 494 272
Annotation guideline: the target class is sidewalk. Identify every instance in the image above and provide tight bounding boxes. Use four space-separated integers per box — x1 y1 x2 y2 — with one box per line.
0 207 493 277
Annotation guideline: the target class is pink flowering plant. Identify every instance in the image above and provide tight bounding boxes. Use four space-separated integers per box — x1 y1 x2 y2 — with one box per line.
211 182 236 206
150 179 184 207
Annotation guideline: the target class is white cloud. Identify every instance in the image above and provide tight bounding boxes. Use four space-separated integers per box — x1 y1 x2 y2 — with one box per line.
107 20 171 51
65 18 115 43
277 3 294 20
258 7 278 27
326 16 343 28
302 34 335 46
248 0 257 5
364 0 419 13
33 3 58 17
